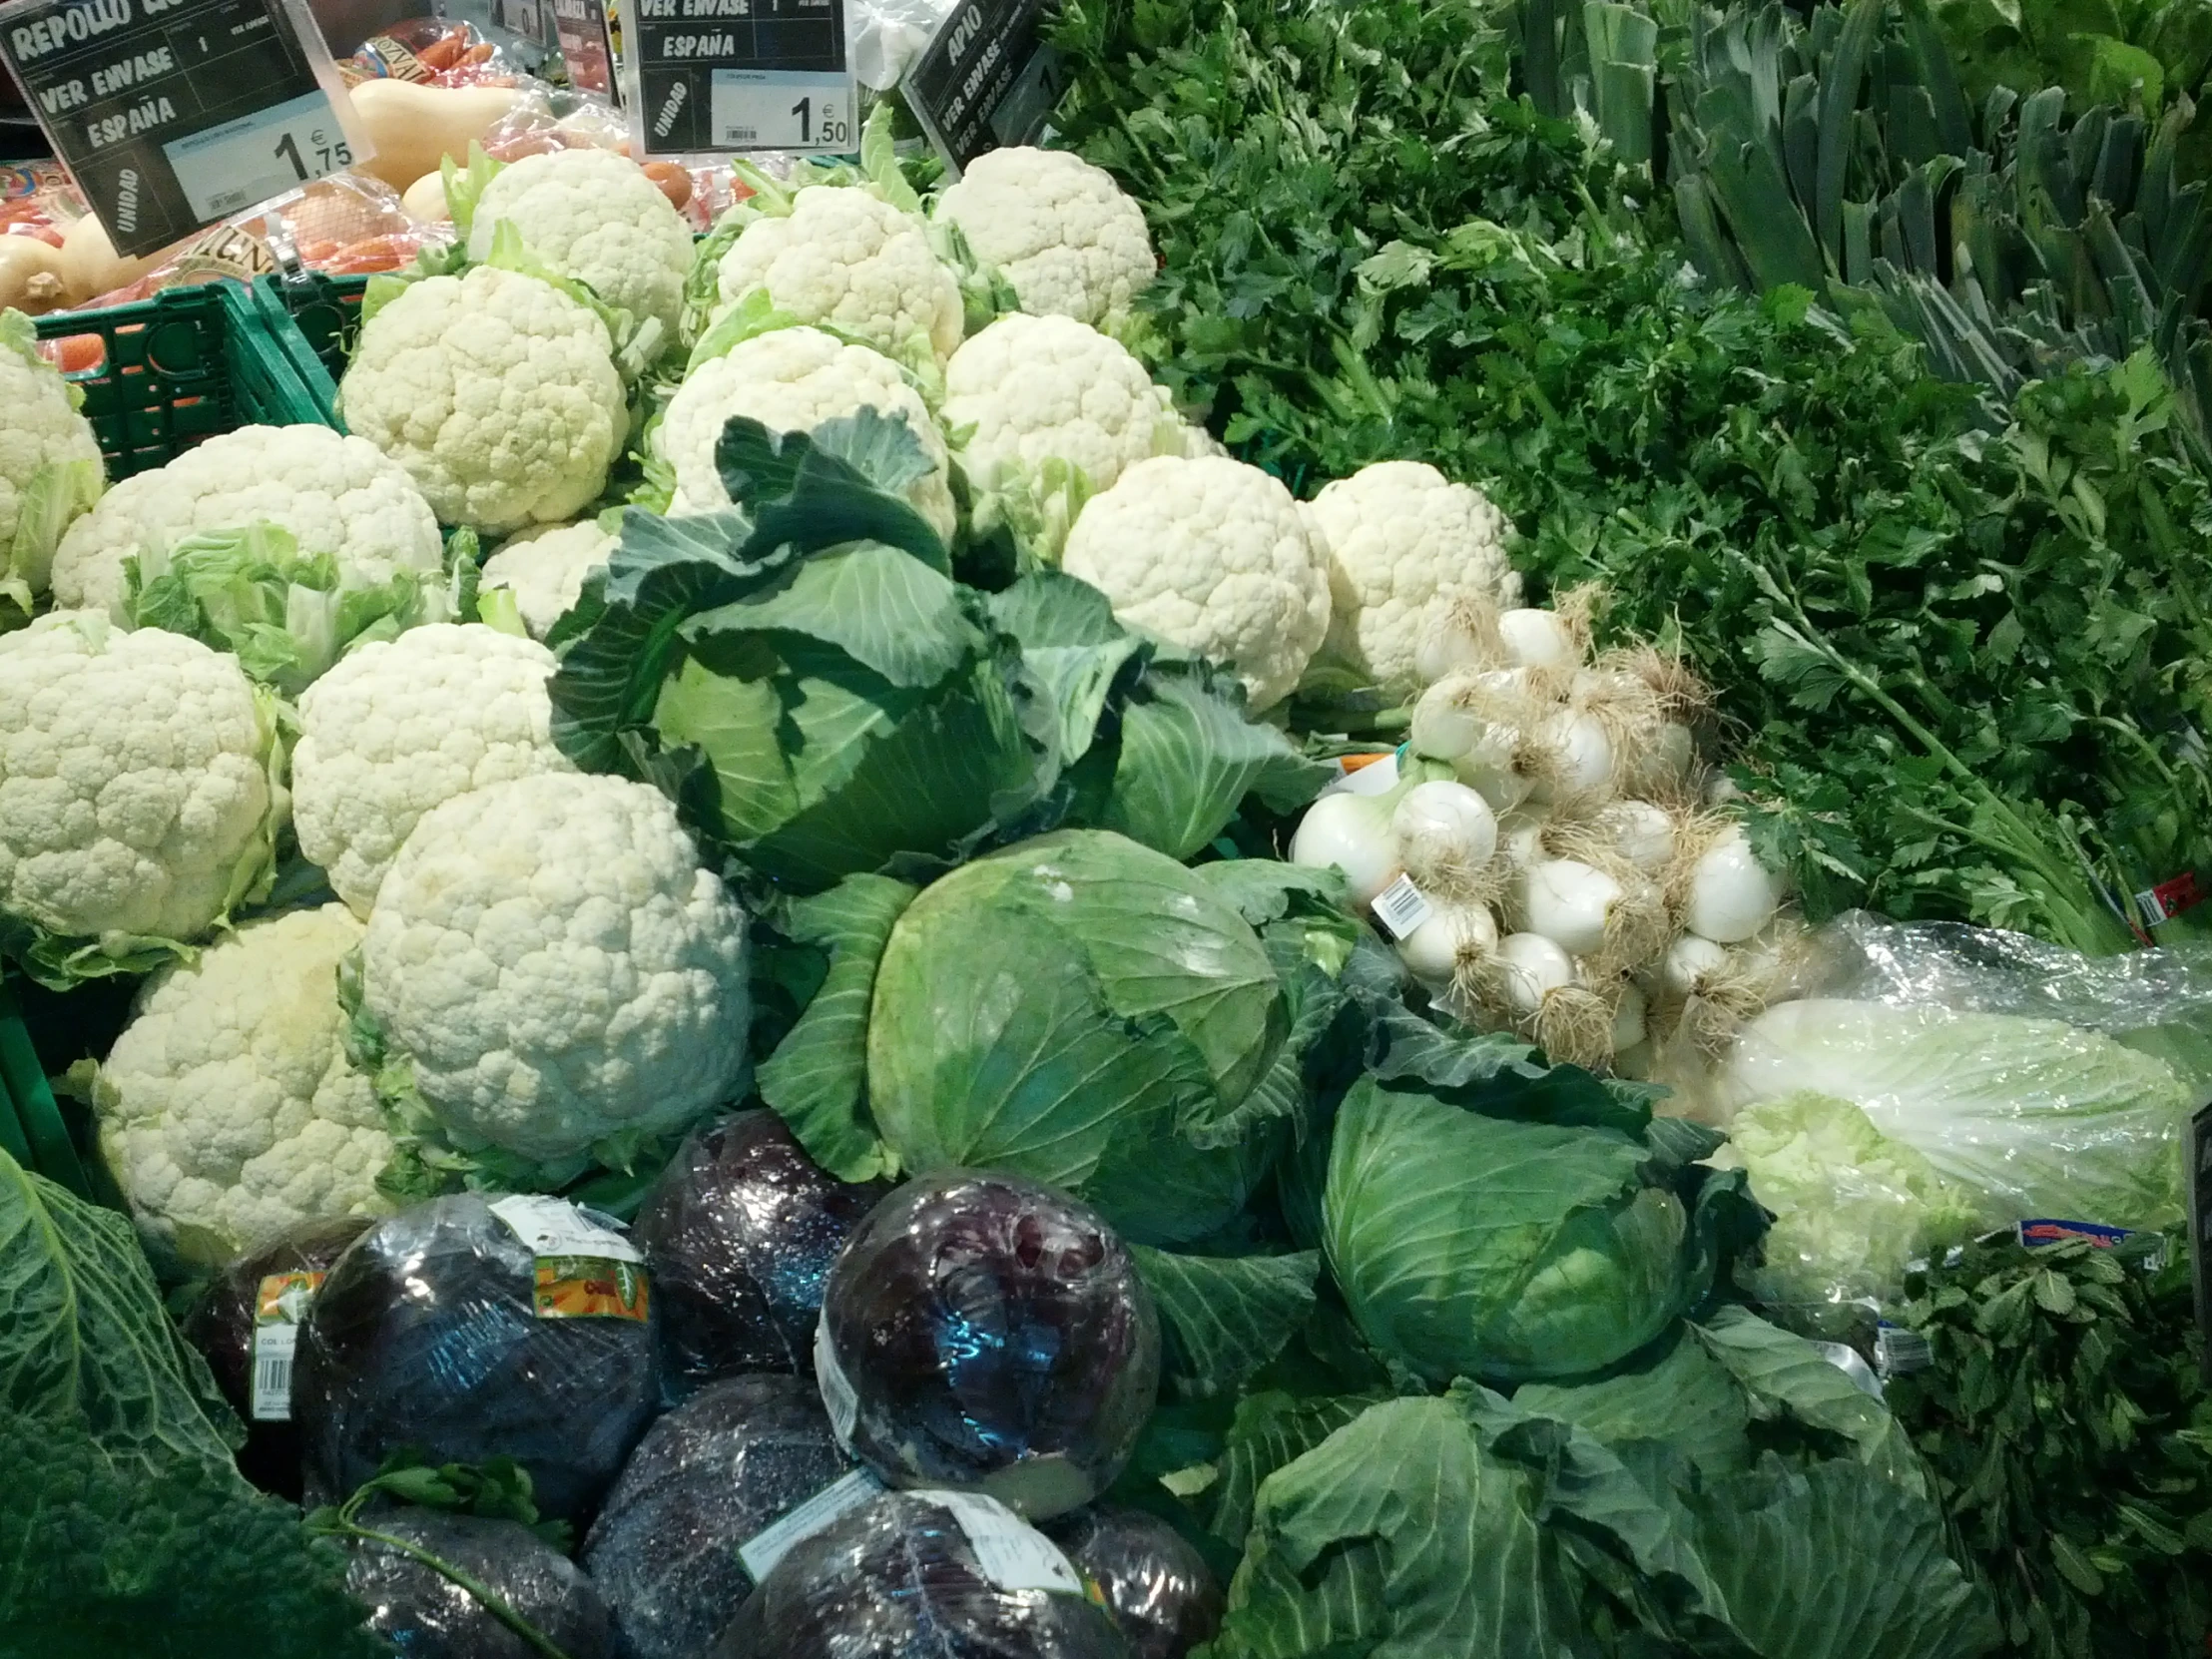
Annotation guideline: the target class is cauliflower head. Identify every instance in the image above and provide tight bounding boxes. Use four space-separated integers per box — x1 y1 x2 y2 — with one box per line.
1061 455 1330 711
0 314 102 600
357 772 751 1166
48 424 440 616
339 264 628 535
1306 461 1521 689
481 519 614 639
934 148 1156 327
96 903 390 1264
293 624 578 916
0 613 279 949
715 186 964 363
470 147 694 345
943 312 1181 501
657 325 956 541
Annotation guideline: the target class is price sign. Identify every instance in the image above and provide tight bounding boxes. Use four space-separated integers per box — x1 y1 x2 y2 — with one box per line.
0 0 367 258
551 0 618 103
618 0 854 157
902 0 1060 173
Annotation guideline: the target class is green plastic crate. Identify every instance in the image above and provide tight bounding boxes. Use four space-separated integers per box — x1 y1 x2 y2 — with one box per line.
259 269 367 393
34 279 336 479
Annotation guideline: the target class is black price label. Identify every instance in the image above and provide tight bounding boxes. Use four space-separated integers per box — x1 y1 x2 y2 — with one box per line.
2191 1100 2212 1384
620 0 853 156
553 0 618 103
902 0 1060 172
0 0 358 259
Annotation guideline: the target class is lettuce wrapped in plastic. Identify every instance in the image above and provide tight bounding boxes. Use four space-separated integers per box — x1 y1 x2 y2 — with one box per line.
1719 998 2191 1230
1710 1091 1978 1310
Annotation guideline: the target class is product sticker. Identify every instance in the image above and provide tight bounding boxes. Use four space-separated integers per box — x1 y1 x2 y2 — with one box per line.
1319 746 1403 800
926 1489 1085 1595
1368 872 1435 942
737 1467 883 1582
814 1315 858 1446
1874 1320 1934 1379
249 1269 323 1421
533 1255 651 1322
2136 870 2204 926
2017 1218 2135 1250
487 1193 644 1263
489 1194 650 1323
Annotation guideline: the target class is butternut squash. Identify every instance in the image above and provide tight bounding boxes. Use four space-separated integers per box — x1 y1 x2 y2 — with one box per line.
348 79 522 191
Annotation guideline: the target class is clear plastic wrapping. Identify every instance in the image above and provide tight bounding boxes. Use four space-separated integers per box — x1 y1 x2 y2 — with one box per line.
179 1216 374 1500
1797 909 2212 1092
345 1507 615 1659
818 1171 1161 1521
713 1488 1133 1659
581 1374 855 1659
632 1110 890 1394
1046 1508 1223 1659
295 1195 660 1523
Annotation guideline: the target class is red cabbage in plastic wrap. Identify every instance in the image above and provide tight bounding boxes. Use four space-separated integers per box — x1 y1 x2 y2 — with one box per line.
346 1507 615 1659
713 1488 1132 1659
581 1374 855 1659
1046 1508 1223 1659
631 1110 889 1391
294 1195 660 1523
816 1170 1160 1519
179 1215 373 1499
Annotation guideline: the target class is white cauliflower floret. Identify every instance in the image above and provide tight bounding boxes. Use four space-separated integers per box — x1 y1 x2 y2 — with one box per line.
293 624 578 916
49 424 440 617
934 148 1156 326
716 187 964 363
470 147 694 345
1062 455 1330 712
481 519 614 639
657 326 956 541
1306 461 1522 689
358 772 751 1165
0 613 279 945
95 903 390 1264
0 315 102 601
339 264 628 535
943 312 1181 503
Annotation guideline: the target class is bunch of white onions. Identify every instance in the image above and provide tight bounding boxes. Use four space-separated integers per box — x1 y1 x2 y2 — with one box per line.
1289 590 1796 1073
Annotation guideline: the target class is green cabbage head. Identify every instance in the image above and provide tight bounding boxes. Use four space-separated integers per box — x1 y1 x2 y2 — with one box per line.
1324 1078 1716 1383
760 829 1311 1246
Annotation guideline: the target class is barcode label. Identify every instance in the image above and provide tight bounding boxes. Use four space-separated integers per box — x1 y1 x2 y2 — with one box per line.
927 1490 1085 1595
727 127 757 142
251 1324 301 1421
1369 872 1435 941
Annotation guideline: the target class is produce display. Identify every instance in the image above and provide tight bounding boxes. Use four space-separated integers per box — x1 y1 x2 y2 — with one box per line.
9 0 2212 1654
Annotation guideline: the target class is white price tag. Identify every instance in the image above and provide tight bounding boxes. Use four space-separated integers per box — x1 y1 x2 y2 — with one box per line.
709 68 853 149
738 1468 882 1582
1369 872 1436 941
487 1194 643 1264
1319 748 1402 800
162 89 352 222
249 1322 300 1421
927 1490 1085 1595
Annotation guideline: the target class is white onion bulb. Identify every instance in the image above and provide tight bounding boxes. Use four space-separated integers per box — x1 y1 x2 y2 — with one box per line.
1611 981 1648 1051
1685 829 1782 943
1497 608 1580 671
1600 800 1676 873
1537 709 1615 801
1496 932 1575 1014
1520 857 1624 957
1393 780 1498 873
1396 902 1499 988
1289 793 1400 904
1661 933 1730 997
